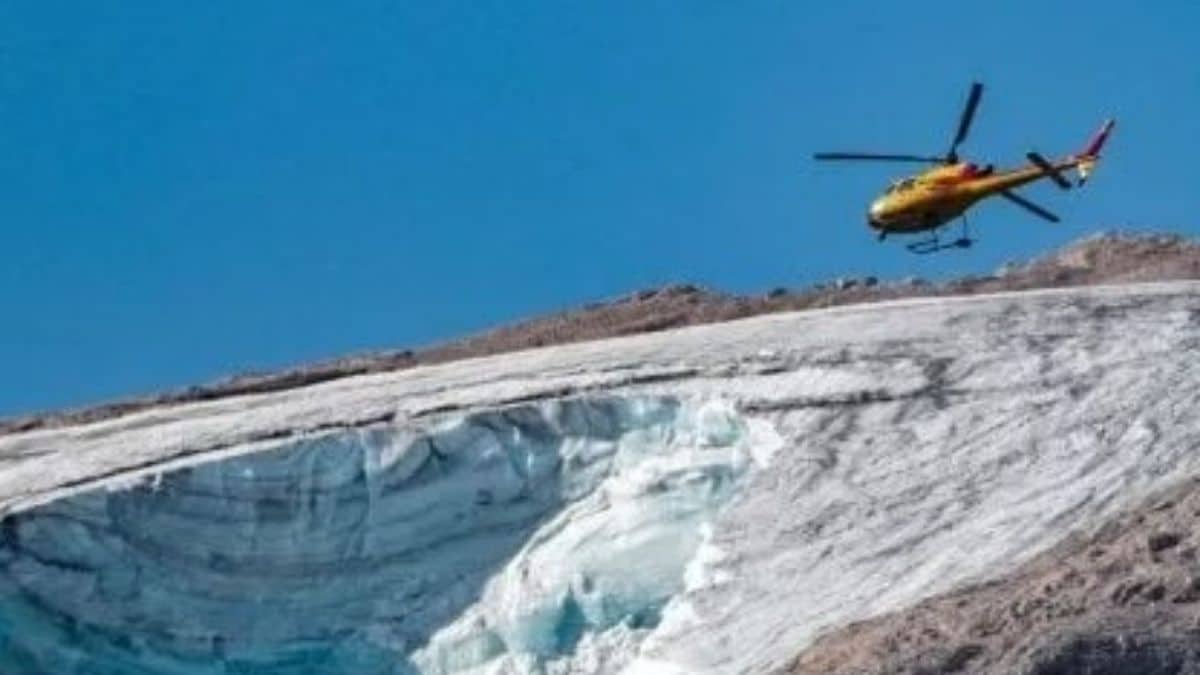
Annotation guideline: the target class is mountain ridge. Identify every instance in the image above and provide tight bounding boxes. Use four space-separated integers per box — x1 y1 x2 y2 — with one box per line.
5 231 1198 436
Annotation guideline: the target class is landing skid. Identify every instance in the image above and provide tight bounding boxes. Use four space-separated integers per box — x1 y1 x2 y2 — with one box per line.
903 217 975 255
906 236 973 255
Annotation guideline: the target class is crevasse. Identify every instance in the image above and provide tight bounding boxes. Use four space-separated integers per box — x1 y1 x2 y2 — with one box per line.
0 396 779 674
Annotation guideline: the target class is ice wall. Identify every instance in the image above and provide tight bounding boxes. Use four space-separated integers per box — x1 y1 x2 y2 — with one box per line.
0 396 776 674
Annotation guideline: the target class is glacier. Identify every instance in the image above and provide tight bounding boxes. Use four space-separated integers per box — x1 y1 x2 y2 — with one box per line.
0 397 779 674
2 282 1200 673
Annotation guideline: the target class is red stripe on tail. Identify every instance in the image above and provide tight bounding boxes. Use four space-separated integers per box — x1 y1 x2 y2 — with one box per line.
1081 119 1116 158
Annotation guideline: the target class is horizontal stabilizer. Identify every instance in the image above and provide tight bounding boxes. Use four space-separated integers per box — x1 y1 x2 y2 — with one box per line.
1026 151 1072 190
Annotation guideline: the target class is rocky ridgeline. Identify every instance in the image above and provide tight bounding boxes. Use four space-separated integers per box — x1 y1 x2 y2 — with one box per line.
5 232 1199 435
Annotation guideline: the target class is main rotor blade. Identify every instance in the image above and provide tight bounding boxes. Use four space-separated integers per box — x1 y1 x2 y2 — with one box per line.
1000 189 1060 222
813 152 942 163
1026 151 1072 190
947 82 983 161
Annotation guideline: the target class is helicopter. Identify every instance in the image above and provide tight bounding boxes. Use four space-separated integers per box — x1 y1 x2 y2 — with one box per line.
814 82 1115 254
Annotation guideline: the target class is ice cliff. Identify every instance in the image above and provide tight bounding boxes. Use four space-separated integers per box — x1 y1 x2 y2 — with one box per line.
2 281 1200 673
0 397 777 674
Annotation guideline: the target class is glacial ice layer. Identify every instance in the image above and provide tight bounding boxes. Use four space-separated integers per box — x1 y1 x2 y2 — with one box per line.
0 396 776 674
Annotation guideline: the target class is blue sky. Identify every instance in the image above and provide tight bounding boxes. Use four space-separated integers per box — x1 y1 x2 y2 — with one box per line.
1 1 1196 416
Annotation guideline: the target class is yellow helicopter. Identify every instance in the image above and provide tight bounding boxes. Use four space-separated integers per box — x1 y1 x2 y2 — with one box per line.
814 82 1115 254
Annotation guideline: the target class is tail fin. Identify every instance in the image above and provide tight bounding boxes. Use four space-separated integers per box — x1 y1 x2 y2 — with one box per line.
1075 118 1115 185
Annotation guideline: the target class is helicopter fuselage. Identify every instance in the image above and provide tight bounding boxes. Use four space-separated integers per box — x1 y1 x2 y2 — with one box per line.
866 158 1084 234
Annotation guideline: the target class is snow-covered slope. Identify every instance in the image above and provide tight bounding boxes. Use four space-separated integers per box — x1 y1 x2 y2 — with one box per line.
3 282 1200 673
